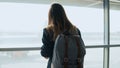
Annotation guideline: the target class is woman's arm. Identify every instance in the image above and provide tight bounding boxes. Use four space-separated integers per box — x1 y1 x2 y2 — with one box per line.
41 28 54 58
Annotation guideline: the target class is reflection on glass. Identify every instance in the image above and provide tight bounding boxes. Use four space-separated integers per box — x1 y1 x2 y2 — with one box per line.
84 48 103 68
110 47 120 68
0 51 48 68
110 1 120 44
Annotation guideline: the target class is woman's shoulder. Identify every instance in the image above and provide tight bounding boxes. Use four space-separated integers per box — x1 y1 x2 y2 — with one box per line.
70 25 81 35
76 27 81 35
43 26 54 39
44 25 54 32
43 28 52 35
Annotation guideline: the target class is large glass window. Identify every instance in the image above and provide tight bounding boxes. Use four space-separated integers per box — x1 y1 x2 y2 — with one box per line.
110 47 120 68
65 6 104 45
110 1 120 44
84 48 103 68
0 2 104 49
0 1 104 68
1 0 120 68
0 51 48 68
0 3 49 48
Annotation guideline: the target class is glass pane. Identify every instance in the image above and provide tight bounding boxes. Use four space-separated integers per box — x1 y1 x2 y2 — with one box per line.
110 47 120 68
0 51 48 68
84 48 103 68
0 49 104 68
64 1 104 45
0 3 49 48
110 1 120 44
0 2 104 48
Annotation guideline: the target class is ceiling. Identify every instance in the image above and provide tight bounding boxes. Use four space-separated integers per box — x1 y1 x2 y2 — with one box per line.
0 0 120 10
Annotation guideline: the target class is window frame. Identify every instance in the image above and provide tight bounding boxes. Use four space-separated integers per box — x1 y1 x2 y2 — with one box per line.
0 0 120 68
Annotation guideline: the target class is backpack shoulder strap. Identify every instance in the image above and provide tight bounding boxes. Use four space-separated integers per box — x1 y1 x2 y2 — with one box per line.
64 35 82 68
64 36 68 68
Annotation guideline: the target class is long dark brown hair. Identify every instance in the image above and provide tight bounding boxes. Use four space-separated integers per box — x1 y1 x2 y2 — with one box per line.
47 3 76 40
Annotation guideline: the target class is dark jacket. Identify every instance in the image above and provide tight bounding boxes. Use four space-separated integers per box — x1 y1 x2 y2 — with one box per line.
40 28 84 68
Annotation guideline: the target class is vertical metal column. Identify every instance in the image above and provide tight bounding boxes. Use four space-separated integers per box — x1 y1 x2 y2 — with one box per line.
103 0 110 68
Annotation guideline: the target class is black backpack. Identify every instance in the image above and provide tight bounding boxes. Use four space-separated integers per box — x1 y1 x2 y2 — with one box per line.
51 29 86 68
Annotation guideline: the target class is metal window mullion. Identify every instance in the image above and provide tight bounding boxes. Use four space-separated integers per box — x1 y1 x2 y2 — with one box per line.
1 45 120 51
103 0 110 68
0 47 41 51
